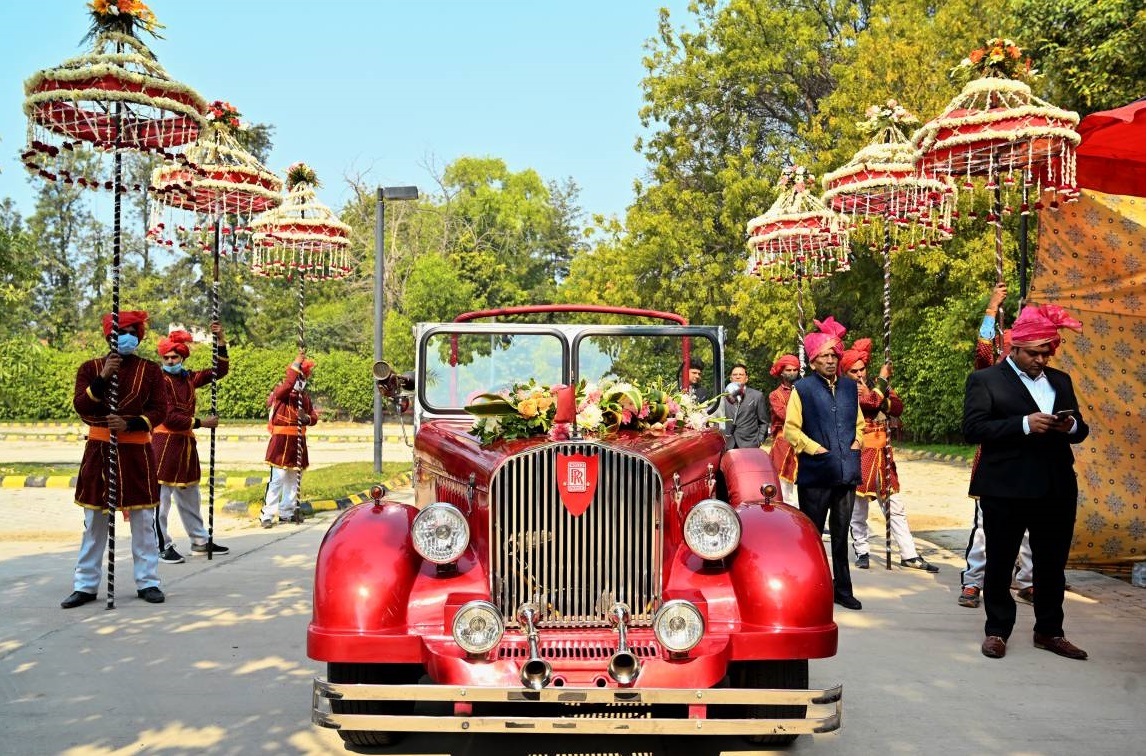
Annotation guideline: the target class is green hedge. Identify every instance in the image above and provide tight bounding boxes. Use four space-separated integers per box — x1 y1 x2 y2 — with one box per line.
0 339 378 421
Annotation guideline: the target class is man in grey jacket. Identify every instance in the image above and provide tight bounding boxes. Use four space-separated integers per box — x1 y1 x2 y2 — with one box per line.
716 363 770 449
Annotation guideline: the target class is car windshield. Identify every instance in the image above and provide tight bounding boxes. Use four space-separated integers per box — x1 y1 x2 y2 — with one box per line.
419 328 719 413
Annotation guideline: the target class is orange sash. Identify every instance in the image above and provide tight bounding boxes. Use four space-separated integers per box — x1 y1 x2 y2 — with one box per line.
863 424 888 449
86 427 151 444
155 424 195 437
271 425 308 436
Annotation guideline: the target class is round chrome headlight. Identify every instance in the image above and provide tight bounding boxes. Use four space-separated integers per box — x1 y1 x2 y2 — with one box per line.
653 600 705 653
411 502 470 564
452 600 504 655
683 498 741 559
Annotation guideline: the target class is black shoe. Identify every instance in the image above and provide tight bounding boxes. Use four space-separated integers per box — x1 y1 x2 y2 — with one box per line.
61 590 97 609
900 557 939 573
280 512 304 524
137 587 165 604
834 593 862 610
260 519 275 529
855 553 869 569
191 541 229 555
159 546 185 564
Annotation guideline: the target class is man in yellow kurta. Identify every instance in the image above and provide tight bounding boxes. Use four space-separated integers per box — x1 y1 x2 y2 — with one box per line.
783 317 866 611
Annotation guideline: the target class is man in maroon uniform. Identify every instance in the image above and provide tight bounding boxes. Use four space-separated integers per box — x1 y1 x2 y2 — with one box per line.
767 354 800 506
151 323 231 564
260 351 319 527
841 339 938 572
62 311 169 608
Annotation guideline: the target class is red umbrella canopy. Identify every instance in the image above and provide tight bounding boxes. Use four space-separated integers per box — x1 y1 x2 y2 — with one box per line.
913 38 1080 208
149 101 283 255
250 164 353 281
1075 99 1146 199
21 1 206 190
746 166 850 283
822 100 955 251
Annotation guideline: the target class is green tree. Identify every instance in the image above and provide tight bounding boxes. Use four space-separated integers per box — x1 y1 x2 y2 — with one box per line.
1012 0 1146 116
0 200 36 338
25 150 103 346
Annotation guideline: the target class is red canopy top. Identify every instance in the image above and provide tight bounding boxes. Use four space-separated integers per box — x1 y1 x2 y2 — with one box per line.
1076 99 1146 198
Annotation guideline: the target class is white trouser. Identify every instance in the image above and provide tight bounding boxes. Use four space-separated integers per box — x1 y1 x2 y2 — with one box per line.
73 507 161 593
961 499 1033 589
850 493 919 561
261 467 300 522
157 484 209 548
780 479 798 508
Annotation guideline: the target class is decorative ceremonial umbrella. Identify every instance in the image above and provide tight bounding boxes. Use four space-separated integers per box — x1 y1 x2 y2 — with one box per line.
21 1 205 608
250 163 352 510
149 100 283 558
823 101 954 568
914 38 1080 306
746 166 850 368
824 101 955 359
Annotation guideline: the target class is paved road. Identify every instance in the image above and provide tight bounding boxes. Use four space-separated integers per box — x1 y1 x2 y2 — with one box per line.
1 430 1144 755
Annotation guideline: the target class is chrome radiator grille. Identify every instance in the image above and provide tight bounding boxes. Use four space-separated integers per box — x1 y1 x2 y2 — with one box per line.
490 443 663 628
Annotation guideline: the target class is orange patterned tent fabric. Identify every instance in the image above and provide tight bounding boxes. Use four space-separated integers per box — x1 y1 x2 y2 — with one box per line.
1032 189 1146 564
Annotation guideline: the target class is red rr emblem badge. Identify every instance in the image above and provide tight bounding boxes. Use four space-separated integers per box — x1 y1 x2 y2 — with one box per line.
556 453 598 517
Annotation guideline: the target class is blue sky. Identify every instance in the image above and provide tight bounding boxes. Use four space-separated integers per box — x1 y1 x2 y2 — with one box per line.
1 0 693 224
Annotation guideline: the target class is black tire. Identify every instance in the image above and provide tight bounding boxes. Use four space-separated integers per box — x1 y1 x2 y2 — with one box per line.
327 662 422 747
730 659 809 746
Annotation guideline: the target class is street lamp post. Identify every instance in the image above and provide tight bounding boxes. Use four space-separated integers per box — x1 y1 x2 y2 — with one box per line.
374 185 419 473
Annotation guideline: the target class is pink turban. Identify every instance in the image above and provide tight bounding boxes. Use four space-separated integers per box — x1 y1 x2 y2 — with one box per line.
838 338 872 375
1010 304 1082 355
769 354 800 377
804 316 847 361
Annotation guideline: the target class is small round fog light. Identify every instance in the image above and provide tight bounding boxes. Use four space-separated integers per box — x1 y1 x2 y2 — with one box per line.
653 600 704 653
452 600 504 655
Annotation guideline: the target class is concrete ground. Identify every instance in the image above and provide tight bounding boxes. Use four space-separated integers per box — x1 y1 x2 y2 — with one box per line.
1 427 1143 755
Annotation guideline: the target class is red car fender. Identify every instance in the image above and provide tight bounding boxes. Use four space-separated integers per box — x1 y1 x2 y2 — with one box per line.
729 503 836 634
310 502 421 641
663 447 836 658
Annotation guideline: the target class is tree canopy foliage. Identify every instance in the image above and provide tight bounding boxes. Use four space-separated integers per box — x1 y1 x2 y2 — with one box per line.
3 0 1143 437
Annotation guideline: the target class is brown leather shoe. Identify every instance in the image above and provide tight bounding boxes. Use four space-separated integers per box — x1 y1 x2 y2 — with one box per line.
981 635 1007 658
1033 633 1088 660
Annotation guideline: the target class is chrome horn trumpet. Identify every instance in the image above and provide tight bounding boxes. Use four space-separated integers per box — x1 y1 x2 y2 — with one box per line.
607 602 641 685
517 603 552 691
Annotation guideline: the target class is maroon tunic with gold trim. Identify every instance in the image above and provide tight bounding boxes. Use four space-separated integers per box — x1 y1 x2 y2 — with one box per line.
855 382 904 498
73 354 168 511
265 366 319 470
152 355 230 487
768 384 798 484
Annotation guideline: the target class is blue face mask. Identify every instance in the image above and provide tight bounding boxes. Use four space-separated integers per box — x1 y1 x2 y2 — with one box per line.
116 333 140 355
162 363 184 375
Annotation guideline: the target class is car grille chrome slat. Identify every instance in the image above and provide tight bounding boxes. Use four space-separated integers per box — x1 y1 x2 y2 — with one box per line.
491 443 662 628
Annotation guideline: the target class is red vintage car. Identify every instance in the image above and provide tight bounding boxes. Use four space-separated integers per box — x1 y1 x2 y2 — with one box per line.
309 306 841 746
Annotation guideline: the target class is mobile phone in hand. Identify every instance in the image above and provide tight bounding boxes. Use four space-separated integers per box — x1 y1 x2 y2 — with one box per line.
1054 409 1074 420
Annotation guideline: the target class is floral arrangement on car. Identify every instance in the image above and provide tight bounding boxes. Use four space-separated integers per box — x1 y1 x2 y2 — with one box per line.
950 37 1037 83
465 378 718 445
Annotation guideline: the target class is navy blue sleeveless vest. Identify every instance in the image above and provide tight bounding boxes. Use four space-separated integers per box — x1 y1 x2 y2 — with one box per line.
792 373 862 486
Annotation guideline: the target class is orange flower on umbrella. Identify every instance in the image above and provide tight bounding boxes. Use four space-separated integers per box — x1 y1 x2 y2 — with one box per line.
952 37 1037 82
87 0 163 36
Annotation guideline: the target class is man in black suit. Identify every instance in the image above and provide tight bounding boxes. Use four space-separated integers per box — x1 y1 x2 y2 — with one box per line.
681 359 712 404
717 363 770 449
963 304 1089 660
